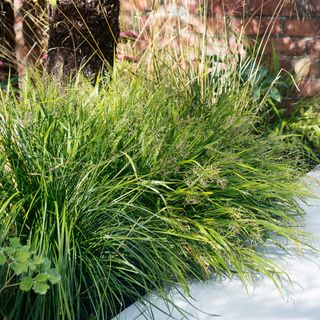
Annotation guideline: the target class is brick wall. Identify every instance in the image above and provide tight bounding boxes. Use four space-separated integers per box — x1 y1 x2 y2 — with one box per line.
120 0 320 96
243 0 320 96
1 1 319 96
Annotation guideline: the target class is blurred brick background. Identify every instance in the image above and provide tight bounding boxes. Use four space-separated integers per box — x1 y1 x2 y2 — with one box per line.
120 0 320 96
1 0 320 96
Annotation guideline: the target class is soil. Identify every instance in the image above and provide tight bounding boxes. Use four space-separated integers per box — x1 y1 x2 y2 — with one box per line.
47 0 120 80
0 0 15 81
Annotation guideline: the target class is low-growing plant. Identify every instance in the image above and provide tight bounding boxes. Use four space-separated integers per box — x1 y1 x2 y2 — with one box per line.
0 64 310 319
272 97 320 163
0 237 61 295
0 237 60 318
239 58 288 104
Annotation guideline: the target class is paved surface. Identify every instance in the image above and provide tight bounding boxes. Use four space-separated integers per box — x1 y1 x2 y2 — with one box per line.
114 166 320 320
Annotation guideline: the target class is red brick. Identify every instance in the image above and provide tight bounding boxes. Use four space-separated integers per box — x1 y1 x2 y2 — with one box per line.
208 0 248 16
265 37 308 56
208 4 224 16
294 58 320 79
299 79 320 96
284 19 320 37
308 39 320 56
309 60 320 79
237 18 282 35
293 56 312 78
304 0 320 17
278 56 293 71
180 0 200 15
206 17 231 34
131 0 152 12
184 16 204 34
310 60 320 79
121 0 139 13
292 56 320 79
265 55 294 72
251 0 299 17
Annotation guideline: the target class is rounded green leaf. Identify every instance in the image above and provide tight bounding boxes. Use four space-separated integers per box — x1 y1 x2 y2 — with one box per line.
42 258 51 270
47 269 61 284
19 277 33 292
28 261 37 271
15 249 31 263
33 282 50 295
270 87 282 102
32 255 45 265
35 273 49 282
5 246 16 257
9 237 21 249
12 262 28 275
0 250 6 265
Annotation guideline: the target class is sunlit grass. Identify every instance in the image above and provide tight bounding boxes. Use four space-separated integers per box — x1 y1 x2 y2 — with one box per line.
0 62 310 319
0 1 314 319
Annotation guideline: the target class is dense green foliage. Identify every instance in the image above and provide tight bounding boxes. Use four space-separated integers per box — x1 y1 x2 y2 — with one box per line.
0 237 61 295
0 67 309 319
274 98 320 163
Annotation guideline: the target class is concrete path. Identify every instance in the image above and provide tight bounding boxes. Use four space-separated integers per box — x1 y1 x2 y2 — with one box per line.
114 166 320 320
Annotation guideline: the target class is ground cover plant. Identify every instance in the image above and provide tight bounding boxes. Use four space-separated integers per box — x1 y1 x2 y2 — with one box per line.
0 60 311 319
271 97 320 164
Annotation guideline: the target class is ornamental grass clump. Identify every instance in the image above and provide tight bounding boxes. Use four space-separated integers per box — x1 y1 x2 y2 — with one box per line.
0 66 309 319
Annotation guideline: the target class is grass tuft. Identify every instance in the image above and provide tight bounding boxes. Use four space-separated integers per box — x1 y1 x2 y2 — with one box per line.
0 63 311 319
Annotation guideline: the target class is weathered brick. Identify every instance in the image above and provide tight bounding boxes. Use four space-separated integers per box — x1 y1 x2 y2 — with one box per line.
179 0 200 14
308 39 320 55
265 37 308 56
284 19 320 37
131 0 152 12
236 17 282 35
299 79 320 96
208 2 224 16
208 0 248 16
265 55 295 73
278 56 293 71
251 0 320 17
293 58 320 79
206 16 230 34
250 0 295 17
304 0 320 17
119 0 320 96
293 56 312 79
121 0 139 13
309 60 320 79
